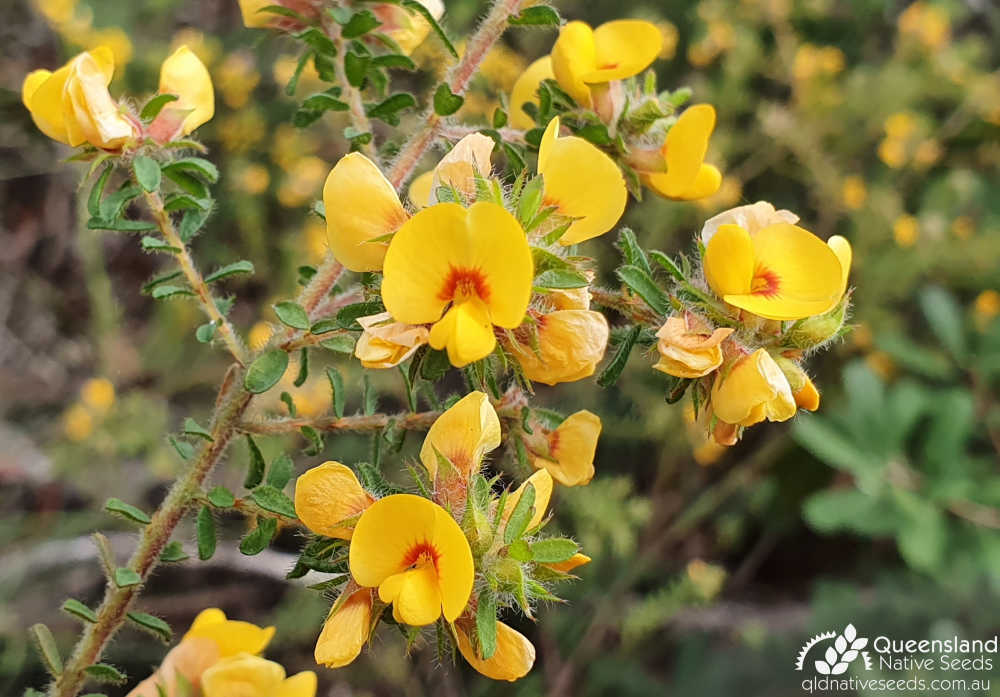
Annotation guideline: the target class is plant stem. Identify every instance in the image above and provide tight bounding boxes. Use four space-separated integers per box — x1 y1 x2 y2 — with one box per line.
239 409 441 435
439 124 527 144
324 18 378 160
386 0 527 189
144 191 249 365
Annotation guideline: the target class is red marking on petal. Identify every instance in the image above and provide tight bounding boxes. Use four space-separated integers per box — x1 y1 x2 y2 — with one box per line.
438 266 491 303
598 62 620 70
751 265 781 298
402 540 441 571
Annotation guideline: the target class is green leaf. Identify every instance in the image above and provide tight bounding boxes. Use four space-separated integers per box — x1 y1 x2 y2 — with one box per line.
105 498 151 525
920 286 966 361
126 612 172 643
244 350 290 393
285 51 311 96
301 92 349 113
140 236 181 254
475 591 498 659
301 424 324 456
421 347 451 380
83 664 126 685
151 284 195 300
140 93 178 121
162 157 219 183
617 228 652 276
274 301 310 330
367 92 417 125
29 623 62 677
267 453 295 490
516 175 544 226
195 322 217 343
294 348 309 388
239 517 278 555
159 541 189 563
87 217 158 233
113 567 141 588
341 9 381 37
577 123 613 146
204 260 254 284
244 435 266 488
337 301 384 330
88 164 114 218
507 538 531 561
168 435 195 461
344 49 370 87
163 193 211 212
433 83 465 116
196 505 216 560
534 269 589 289
321 334 356 353
61 599 98 624
493 107 508 128
401 0 457 57
529 538 578 563
649 250 685 281
162 168 210 199
251 485 297 518
326 367 346 418
616 265 669 315
504 482 535 544
509 5 561 25
372 54 417 70
179 209 210 242
133 156 161 192
100 184 141 220
597 324 641 387
206 485 235 508
182 417 213 441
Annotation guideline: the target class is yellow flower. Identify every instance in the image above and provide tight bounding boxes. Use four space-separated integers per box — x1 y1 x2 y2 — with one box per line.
974 290 1000 319
544 553 592 574
509 309 609 385
349 494 475 626
532 411 600 487
884 111 917 140
237 163 271 195
278 156 326 208
508 56 554 129
419 391 501 482
657 21 679 60
22 46 136 149
425 132 495 206
878 138 907 168
382 202 533 367
841 176 867 210
201 654 316 697
701 201 798 243
407 170 434 209
314 587 373 668
455 619 536 681
373 0 445 55
653 314 734 379
501 469 553 531
703 220 844 321
86 26 133 66
355 311 430 369
183 608 276 657
151 45 214 143
239 0 273 27
247 321 273 351
898 1 950 50
711 349 796 427
793 375 821 411
550 20 662 107
893 215 919 247
640 104 722 201
80 377 115 413
63 403 93 442
295 462 375 539
537 117 627 245
323 153 408 272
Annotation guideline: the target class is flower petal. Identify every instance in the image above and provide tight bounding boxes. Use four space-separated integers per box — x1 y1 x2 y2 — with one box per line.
428 298 497 367
700 201 799 245
704 223 755 298
324 153 407 272
350 494 437 587
711 349 795 426
511 309 609 385
827 234 852 298
25 64 72 144
651 104 716 198
276 672 318 697
201 654 286 697
463 201 534 326
407 170 434 209
419 391 501 481
315 588 372 668
456 620 535 681
585 20 663 82
551 21 595 106
294 461 373 539
545 553 592 574
431 132 494 202
432 503 476 621
509 56 554 129
536 410 601 486
159 46 214 134
502 469 553 530
184 608 276 657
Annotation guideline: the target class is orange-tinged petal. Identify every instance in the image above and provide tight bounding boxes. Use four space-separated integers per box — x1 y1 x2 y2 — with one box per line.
502 469 553 530
428 298 497 367
355 312 429 369
551 21 595 107
294 461 374 539
456 620 535 681
827 234 852 299
276 671 318 697
315 588 372 668
184 608 275 657
653 315 734 378
511 309 609 385
408 170 434 209
323 153 407 272
794 376 821 411
711 349 795 426
704 223 754 298
159 46 215 134
585 20 662 83
509 56 553 129
535 410 600 487
545 552 591 574
723 223 842 320
537 117 627 245
419 391 501 481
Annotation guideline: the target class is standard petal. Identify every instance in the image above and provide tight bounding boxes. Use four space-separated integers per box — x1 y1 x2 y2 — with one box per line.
586 20 663 82
276 672 318 697
431 132 494 201
456 620 536 681
350 494 438 587
314 588 372 668
659 104 716 197
704 223 755 298
509 56 554 129
26 63 72 144
700 201 799 245
827 234 852 298
431 503 476 621
419 391 501 481
464 201 534 327
184 608 276 657
324 153 408 272
294 461 373 539
407 170 434 209
159 45 215 134
502 469 553 531
201 654 285 697
551 21 595 106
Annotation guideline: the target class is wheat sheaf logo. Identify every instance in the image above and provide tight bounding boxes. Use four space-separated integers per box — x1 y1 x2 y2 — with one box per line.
795 624 873 675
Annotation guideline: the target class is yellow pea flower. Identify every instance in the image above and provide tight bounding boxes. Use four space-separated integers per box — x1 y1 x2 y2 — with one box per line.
349 494 475 626
294 462 375 539
537 117 627 245
323 153 408 272
711 349 796 427
314 587 373 668
508 56 554 129
501 469 553 531
381 202 533 367
62 404 92 442
372 0 445 55
455 619 536 681
700 201 799 244
158 46 214 136
355 311 429 369
419 391 501 482
532 411 601 487
80 377 115 413
509 309 609 385
703 222 843 321
201 653 316 697
428 132 495 204
550 20 662 107
640 104 722 201
653 314 734 379
183 608 276 657
22 46 136 149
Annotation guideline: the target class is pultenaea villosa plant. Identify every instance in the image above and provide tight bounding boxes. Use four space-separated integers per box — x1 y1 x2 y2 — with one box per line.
21 0 852 694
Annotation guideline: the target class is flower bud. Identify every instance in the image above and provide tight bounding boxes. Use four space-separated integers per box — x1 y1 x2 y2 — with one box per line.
510 310 609 385
786 293 849 349
711 349 795 427
653 313 734 378
354 312 429 369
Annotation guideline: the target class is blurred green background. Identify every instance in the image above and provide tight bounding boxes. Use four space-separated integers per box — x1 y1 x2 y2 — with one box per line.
3 0 1000 695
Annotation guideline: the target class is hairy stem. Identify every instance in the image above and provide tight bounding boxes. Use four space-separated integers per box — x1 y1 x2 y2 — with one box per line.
144 191 248 365
386 0 527 189
439 124 527 144
239 409 442 435
325 17 378 160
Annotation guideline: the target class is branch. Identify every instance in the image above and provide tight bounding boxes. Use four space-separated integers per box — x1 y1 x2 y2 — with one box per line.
590 287 662 326
239 410 441 435
386 0 528 189
144 191 249 365
439 124 527 144
324 17 378 160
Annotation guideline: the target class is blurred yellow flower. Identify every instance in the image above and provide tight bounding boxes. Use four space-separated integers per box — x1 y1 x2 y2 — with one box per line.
372 0 445 56
217 51 260 109
247 321 273 351
295 462 375 539
951 216 974 240
878 138 907 168
695 176 742 212
884 111 917 140
301 218 327 262
509 309 609 385
657 21 679 60
80 377 115 413
531 410 601 487
913 139 943 168
974 290 1000 319
841 176 867 210
236 163 271 195
201 653 316 697
893 215 919 247
219 109 266 152
85 26 133 65
898 1 950 50
686 559 727 600
63 403 93 442
653 314 734 379
34 0 76 24
278 156 326 208
478 42 528 93
170 29 221 67
866 350 897 380
508 56 554 129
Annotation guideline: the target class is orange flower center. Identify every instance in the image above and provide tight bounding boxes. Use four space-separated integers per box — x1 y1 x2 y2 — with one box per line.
438 266 490 303
750 265 781 297
403 541 440 571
